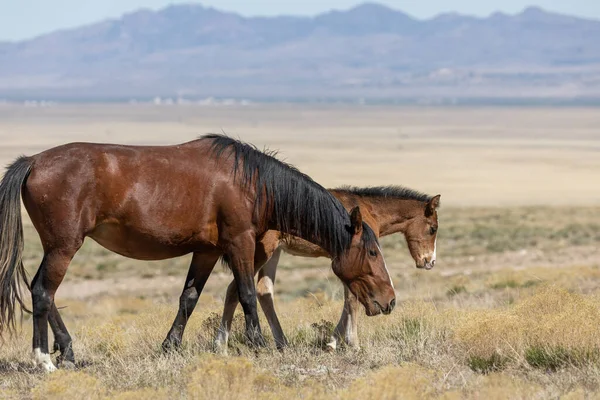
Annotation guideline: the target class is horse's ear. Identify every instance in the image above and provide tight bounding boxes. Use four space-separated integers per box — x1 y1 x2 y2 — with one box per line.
350 206 363 235
425 195 441 217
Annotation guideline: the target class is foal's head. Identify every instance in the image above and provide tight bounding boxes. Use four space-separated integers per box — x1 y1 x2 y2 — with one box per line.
404 195 441 270
332 207 396 316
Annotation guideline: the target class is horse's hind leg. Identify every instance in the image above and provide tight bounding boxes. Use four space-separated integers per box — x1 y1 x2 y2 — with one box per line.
31 248 77 372
49 304 75 368
162 252 219 351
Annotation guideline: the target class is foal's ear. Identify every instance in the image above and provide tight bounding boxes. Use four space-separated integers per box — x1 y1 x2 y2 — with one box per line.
425 195 441 217
349 206 363 235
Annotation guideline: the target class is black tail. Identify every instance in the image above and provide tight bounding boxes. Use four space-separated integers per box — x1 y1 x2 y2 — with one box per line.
0 156 32 337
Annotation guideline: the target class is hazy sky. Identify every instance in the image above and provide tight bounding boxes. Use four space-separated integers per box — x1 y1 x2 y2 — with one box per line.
1 0 599 41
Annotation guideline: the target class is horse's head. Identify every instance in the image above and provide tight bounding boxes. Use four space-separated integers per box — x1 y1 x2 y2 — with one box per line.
332 206 396 316
404 195 441 270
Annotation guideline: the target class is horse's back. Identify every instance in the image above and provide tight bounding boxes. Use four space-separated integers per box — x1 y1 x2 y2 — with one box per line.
24 140 218 216
21 140 242 259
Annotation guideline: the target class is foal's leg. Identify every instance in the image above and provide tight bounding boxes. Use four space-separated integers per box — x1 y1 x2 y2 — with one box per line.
31 248 77 372
48 303 75 368
162 252 219 351
214 280 239 353
226 233 266 347
256 247 287 350
326 284 361 351
215 239 279 351
215 247 287 351
344 289 361 348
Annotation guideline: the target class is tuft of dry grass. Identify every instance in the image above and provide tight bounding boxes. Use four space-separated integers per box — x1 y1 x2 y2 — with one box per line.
31 370 106 400
341 364 440 400
455 285 600 374
186 356 291 399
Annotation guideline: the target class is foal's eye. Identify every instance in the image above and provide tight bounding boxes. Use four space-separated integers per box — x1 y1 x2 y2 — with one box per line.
430 226 437 235
368 249 378 257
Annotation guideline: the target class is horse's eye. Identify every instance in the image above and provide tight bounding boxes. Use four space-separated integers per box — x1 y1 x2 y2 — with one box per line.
368 249 378 257
430 226 437 235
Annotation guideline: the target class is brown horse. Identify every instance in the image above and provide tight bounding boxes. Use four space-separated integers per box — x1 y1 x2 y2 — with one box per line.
210 187 440 351
0 135 396 372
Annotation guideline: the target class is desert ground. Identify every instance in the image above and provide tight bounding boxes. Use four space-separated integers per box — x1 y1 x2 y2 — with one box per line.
0 104 600 399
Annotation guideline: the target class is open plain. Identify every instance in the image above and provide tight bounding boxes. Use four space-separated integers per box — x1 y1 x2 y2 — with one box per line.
1 104 600 399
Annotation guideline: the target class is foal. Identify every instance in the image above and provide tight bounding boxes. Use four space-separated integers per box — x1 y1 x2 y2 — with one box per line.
213 186 440 350
0 135 396 371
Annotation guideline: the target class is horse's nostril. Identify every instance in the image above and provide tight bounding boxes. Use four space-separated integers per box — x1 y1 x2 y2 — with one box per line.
373 300 382 312
390 298 396 310
431 260 436 266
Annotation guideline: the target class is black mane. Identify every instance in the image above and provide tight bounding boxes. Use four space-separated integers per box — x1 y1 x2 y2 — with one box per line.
202 134 378 258
335 185 433 203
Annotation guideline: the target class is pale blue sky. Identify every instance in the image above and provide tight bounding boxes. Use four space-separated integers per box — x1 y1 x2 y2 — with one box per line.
1 0 599 41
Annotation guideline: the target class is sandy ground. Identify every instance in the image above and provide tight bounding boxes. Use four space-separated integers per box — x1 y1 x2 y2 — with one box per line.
1 104 599 207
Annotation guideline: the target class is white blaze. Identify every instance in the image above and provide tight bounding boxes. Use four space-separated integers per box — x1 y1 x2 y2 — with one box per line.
376 243 394 289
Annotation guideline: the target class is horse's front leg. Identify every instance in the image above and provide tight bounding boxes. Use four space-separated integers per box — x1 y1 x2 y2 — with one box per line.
163 252 219 351
226 232 266 348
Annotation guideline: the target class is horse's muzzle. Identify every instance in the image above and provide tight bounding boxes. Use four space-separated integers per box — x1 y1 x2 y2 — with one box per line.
372 298 396 315
417 259 436 270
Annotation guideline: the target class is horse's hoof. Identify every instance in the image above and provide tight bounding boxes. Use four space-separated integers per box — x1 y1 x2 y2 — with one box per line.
276 343 288 353
43 363 58 373
33 349 57 373
324 339 337 352
212 338 229 355
275 336 289 352
161 339 181 353
251 338 267 349
58 360 76 370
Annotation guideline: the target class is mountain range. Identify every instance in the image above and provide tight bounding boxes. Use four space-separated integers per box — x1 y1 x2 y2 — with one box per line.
1 3 600 102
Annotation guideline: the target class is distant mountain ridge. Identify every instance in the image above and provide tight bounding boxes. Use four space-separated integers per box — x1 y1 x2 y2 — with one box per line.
1 3 599 101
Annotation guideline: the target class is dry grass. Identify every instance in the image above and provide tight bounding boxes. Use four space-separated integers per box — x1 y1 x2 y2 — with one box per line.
3 286 600 398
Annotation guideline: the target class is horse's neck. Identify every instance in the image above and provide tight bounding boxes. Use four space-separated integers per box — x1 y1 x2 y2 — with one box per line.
364 198 424 237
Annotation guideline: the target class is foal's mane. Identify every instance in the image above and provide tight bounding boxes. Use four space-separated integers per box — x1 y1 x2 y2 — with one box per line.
335 185 433 203
202 134 378 258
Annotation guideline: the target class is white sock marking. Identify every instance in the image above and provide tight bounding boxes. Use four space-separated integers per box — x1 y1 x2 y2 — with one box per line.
33 348 57 372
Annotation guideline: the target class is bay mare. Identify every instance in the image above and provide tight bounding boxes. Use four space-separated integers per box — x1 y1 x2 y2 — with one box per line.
214 186 440 351
0 134 395 372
